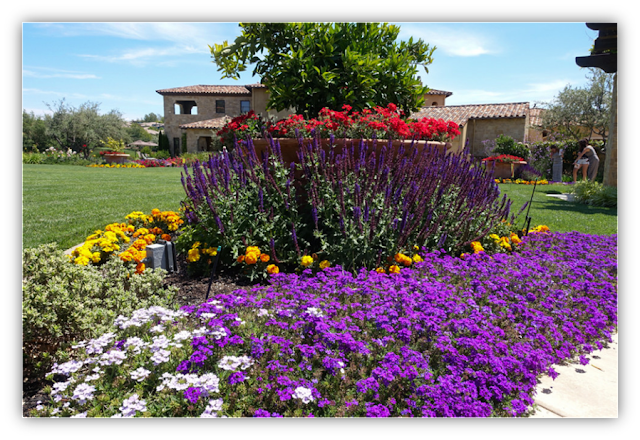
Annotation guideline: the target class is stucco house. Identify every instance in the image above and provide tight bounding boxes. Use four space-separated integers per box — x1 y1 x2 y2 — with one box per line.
157 83 548 156
156 83 292 154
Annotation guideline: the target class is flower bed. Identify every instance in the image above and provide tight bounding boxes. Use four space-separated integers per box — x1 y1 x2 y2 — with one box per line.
178 136 511 279
31 230 617 418
87 163 145 168
69 209 184 273
495 178 549 185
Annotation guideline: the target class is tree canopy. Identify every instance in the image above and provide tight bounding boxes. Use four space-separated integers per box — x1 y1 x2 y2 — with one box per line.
540 69 613 142
210 23 436 117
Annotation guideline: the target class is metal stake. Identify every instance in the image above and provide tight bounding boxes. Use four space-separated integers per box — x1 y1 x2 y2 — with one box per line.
205 246 222 301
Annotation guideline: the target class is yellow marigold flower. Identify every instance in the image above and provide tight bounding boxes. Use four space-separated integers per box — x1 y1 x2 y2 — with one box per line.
498 237 512 251
388 265 400 274
74 255 90 266
143 234 156 245
151 208 161 216
319 260 331 269
133 228 149 238
119 251 133 263
91 252 101 263
246 246 260 255
267 264 279 274
489 234 500 241
301 255 314 267
203 247 218 256
375 267 386 274
470 242 484 253
245 252 258 265
260 253 270 263
187 248 201 263
192 241 201 249
132 239 147 250
510 233 521 244
412 254 423 263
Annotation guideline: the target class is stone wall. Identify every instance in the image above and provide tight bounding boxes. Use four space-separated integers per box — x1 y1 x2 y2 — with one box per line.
464 117 528 157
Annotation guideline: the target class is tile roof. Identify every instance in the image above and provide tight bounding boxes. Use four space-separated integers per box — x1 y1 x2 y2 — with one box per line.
179 116 233 130
528 107 546 127
410 102 530 126
156 85 258 96
425 89 453 96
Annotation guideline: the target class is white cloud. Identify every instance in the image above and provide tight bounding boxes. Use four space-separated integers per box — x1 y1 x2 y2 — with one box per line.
398 24 498 57
23 68 99 79
33 22 233 51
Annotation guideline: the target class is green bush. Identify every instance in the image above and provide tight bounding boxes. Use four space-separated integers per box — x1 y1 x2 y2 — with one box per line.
572 180 617 207
22 243 179 379
22 152 44 164
178 137 512 278
491 134 530 160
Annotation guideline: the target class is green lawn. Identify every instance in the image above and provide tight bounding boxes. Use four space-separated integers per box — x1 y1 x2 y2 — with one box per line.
22 164 186 250
22 165 618 251
498 183 617 236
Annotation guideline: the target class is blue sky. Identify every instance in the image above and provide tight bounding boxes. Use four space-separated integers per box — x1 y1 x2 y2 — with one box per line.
22 22 602 121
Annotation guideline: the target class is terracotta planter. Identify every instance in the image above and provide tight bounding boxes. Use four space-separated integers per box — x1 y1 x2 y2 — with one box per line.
249 138 452 165
483 160 527 179
103 153 130 165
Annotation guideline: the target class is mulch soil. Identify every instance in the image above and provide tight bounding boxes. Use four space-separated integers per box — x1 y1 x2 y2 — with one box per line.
22 259 255 417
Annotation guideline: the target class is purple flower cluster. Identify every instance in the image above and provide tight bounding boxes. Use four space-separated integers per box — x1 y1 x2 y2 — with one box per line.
297 137 512 269
175 231 616 417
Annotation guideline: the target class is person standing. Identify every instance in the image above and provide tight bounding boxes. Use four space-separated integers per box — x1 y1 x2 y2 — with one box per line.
576 139 600 181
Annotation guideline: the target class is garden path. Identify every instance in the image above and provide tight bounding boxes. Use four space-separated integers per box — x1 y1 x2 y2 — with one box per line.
531 333 618 418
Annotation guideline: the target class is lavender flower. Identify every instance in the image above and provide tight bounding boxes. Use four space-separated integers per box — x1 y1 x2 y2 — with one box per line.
118 394 147 418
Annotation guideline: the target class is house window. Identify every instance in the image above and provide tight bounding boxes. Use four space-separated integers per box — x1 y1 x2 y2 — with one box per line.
432 102 438 106
216 100 225 113
240 100 251 113
174 100 198 115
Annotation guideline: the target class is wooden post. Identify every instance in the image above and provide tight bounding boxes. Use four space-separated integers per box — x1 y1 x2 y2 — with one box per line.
603 73 617 187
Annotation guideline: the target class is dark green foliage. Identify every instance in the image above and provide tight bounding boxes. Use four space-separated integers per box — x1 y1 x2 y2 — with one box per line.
491 135 530 160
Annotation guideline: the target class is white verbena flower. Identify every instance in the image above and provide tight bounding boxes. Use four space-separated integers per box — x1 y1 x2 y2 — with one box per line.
119 394 147 418
218 356 242 371
305 307 324 317
200 398 224 418
72 383 96 404
130 367 151 382
292 386 314 404
150 349 171 366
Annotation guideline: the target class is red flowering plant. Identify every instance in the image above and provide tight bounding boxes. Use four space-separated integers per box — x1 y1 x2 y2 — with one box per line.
219 103 461 143
217 110 267 148
482 154 525 164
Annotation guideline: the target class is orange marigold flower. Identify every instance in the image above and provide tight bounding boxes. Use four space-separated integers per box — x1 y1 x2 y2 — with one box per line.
388 265 401 274
135 263 145 274
161 234 172 241
267 264 279 274
245 253 258 265
237 255 245 263
260 253 270 263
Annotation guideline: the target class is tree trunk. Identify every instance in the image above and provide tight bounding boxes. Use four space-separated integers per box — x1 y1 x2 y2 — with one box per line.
603 73 617 187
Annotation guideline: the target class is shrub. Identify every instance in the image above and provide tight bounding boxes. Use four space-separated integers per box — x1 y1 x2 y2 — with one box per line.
177 140 305 281
179 136 513 278
489 135 530 160
30 231 617 418
572 180 617 207
22 243 179 380
298 137 512 271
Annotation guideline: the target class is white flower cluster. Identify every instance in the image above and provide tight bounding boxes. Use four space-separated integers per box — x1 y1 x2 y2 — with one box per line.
200 398 224 418
112 394 147 418
217 355 255 371
305 307 324 317
156 372 220 395
72 383 96 405
114 307 188 330
292 386 314 404
50 360 84 376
